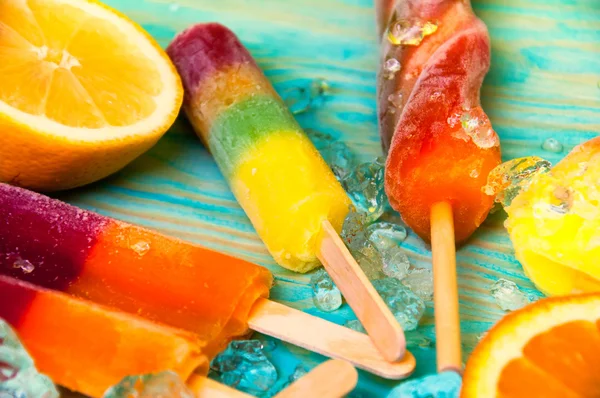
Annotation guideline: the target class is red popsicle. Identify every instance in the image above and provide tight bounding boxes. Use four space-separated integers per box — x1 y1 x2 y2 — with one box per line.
0 275 208 397
376 0 502 372
378 0 502 243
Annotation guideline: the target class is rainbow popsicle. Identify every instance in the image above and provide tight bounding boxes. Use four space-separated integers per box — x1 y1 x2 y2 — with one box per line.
0 183 272 357
0 275 208 397
166 23 351 273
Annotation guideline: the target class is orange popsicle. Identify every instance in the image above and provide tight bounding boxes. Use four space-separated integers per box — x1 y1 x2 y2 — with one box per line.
0 182 272 357
0 275 208 397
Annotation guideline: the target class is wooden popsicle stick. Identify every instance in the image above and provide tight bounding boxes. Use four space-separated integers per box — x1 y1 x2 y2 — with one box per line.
273 360 358 398
317 220 406 362
430 201 462 372
187 374 254 398
248 298 415 379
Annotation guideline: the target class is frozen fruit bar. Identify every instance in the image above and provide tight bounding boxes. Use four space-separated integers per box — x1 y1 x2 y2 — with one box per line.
0 183 272 357
0 275 208 397
505 137 600 296
378 0 502 243
166 23 351 273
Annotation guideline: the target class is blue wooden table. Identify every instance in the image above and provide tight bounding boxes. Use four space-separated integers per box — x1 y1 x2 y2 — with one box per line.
56 0 600 396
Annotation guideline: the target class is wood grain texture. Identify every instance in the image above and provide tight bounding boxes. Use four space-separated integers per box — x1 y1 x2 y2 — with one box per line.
54 0 600 396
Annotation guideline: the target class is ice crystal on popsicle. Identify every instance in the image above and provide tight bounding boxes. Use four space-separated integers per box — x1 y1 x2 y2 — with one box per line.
383 58 401 79
12 258 35 274
483 156 552 207
387 19 438 46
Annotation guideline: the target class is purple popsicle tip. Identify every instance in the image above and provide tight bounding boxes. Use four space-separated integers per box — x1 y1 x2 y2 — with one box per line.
166 23 258 100
0 183 107 291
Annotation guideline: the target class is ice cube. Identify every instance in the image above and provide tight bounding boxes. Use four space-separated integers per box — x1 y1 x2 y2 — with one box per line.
305 129 335 151
282 86 311 115
288 364 309 383
405 330 433 349
102 371 194 398
130 241 150 256
403 268 434 301
489 279 532 311
388 371 462 398
387 19 438 46
345 319 365 333
310 269 343 312
282 78 329 115
541 138 563 153
341 208 369 252
373 278 426 331
308 78 329 109
354 245 386 280
210 340 278 394
380 247 410 280
0 320 58 398
12 258 35 274
483 156 552 207
343 157 386 222
366 222 408 252
322 142 357 181
266 363 310 396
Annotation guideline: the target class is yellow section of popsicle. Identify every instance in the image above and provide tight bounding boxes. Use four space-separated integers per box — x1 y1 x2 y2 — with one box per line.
506 138 600 296
230 132 351 273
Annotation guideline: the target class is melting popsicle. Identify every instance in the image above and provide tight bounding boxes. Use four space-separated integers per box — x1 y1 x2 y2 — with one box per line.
0 275 208 397
378 0 502 243
376 0 502 371
0 183 271 358
0 183 415 378
167 23 406 361
502 137 600 296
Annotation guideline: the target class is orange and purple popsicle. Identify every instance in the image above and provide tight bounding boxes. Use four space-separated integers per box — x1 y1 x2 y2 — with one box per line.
0 275 208 397
167 24 351 273
0 182 272 356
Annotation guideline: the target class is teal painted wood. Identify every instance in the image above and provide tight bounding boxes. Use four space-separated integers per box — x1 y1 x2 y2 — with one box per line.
55 0 600 396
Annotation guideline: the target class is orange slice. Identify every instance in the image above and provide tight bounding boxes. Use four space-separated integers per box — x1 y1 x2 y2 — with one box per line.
462 294 600 397
0 0 182 191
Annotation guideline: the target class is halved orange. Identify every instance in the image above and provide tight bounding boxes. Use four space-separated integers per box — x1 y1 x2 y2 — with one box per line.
462 294 600 397
0 0 183 191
